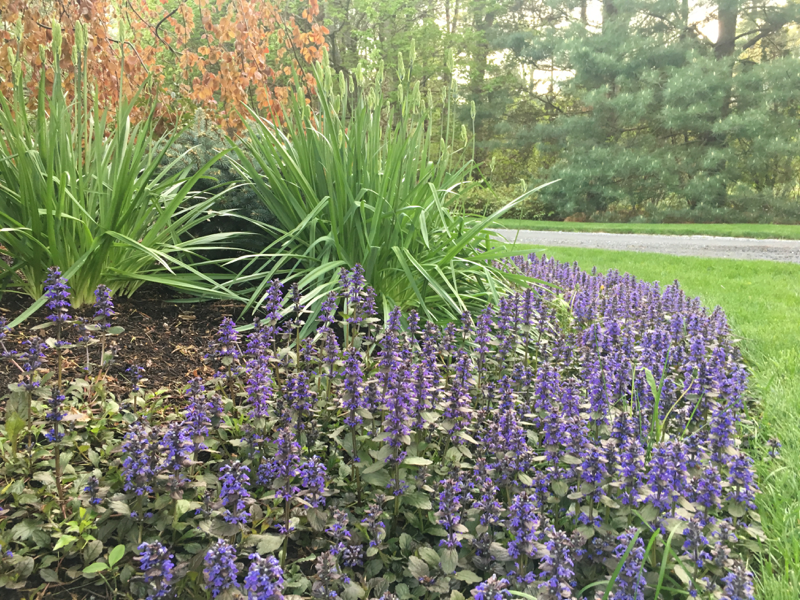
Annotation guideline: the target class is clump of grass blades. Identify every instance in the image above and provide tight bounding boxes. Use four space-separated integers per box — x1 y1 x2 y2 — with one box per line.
0 22 244 310
229 48 551 326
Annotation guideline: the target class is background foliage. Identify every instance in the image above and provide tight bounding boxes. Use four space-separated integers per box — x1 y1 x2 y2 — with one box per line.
0 0 328 131
314 0 800 223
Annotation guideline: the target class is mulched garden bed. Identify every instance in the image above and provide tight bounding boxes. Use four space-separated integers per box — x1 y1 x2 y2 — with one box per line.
0 286 245 398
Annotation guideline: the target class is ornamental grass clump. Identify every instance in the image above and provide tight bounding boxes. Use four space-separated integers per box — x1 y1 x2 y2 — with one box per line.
0 259 767 600
230 48 552 326
0 22 243 309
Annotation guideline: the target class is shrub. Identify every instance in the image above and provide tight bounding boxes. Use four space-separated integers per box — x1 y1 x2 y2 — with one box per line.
0 260 764 599
158 109 278 253
458 183 547 221
0 31 243 308
231 54 546 325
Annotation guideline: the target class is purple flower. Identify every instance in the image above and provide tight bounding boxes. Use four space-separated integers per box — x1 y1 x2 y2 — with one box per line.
209 317 241 362
0 542 12 559
326 508 352 553
693 465 723 516
262 280 284 323
299 456 327 508
681 516 712 570
204 539 240 598
506 490 540 560
43 390 65 443
84 475 102 505
537 526 578 600
44 266 70 324
137 541 175 599
766 438 781 459
472 575 511 600
220 461 252 524
93 285 114 327
645 441 688 512
361 495 386 548
244 553 284 600
342 348 365 428
474 305 493 380
612 528 647 600
341 264 375 326
720 559 754 600
312 550 342 599
121 420 161 496
319 291 338 325
245 355 275 419
258 426 302 501
0 317 8 352
470 459 502 527
727 455 758 510
437 471 466 549
184 378 221 449
284 371 313 428
127 364 145 393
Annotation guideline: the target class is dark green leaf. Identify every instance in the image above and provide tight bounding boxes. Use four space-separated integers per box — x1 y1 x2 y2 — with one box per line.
83 540 103 565
441 548 458 574
256 535 284 555
307 507 328 532
455 570 482 583
408 556 430 579
11 520 42 542
552 481 568 497
39 568 59 583
402 491 432 511
418 547 440 567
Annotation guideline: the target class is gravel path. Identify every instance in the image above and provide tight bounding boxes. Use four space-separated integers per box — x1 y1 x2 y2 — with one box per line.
494 229 800 264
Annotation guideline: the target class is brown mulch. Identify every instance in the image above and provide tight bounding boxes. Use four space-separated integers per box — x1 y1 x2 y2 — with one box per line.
0 285 246 398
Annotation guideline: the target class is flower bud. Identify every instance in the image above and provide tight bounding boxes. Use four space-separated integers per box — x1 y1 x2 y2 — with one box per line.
51 20 62 58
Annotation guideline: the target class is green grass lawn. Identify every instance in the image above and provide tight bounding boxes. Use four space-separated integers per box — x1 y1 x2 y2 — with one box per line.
498 219 800 240
510 245 800 598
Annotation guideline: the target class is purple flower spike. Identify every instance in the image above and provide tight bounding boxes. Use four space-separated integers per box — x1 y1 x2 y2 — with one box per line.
299 456 327 508
612 527 647 600
137 541 175 600
93 285 114 327
220 461 252 525
244 553 285 600
720 559 754 600
204 538 240 598
471 575 511 600
44 266 70 324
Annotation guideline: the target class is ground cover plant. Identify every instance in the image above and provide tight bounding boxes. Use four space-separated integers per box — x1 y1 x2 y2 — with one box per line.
507 246 800 598
496 221 800 241
0 259 764 599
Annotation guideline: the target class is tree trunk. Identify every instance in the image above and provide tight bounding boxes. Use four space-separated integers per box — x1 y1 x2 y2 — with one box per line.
602 0 617 33
679 0 689 39
715 0 738 60
468 4 497 100
707 0 738 206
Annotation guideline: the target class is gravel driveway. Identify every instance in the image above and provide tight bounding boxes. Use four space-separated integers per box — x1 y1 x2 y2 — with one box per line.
494 229 800 264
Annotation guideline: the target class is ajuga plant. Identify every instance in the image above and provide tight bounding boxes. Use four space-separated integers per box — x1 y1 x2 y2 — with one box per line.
0 262 770 599
0 21 243 309
230 46 553 327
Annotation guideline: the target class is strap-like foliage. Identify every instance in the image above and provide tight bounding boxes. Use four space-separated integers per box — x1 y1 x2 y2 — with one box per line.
0 23 244 307
231 49 553 324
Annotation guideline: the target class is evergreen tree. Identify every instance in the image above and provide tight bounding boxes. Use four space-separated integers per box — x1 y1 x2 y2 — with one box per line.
503 0 800 221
